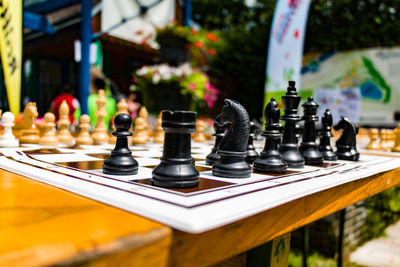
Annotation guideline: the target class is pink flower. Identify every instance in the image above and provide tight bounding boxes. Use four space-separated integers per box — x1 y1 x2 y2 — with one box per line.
204 82 219 108
188 83 196 91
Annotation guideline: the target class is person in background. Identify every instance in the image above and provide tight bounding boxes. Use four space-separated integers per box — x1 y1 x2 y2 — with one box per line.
127 91 141 119
50 85 80 124
88 67 116 129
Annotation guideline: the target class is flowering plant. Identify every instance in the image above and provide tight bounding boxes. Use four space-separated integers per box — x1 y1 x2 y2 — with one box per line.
156 23 219 66
133 63 219 109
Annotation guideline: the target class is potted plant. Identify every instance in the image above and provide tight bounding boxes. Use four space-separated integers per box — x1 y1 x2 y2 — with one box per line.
132 63 219 113
156 23 219 67
156 23 190 65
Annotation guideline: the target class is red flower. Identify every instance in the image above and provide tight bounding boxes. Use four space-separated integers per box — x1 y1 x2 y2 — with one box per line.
194 41 204 49
191 29 198 35
207 48 216 57
205 32 218 42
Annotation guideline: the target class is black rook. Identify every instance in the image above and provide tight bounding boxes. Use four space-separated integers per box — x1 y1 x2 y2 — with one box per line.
152 110 199 188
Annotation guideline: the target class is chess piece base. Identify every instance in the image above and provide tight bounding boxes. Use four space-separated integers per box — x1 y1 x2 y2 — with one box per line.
366 143 381 150
300 145 323 165
253 152 287 173
245 149 259 164
57 134 74 144
212 151 251 178
280 144 304 168
20 129 40 144
0 138 19 147
103 155 138 175
319 143 338 161
205 150 219 166
39 137 59 146
152 162 199 188
337 146 360 161
321 150 338 161
76 136 94 145
92 131 109 144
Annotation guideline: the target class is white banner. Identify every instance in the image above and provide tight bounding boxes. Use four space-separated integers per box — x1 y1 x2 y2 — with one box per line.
102 0 175 49
265 0 311 93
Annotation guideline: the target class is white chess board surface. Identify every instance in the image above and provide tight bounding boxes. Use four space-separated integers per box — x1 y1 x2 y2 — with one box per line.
0 141 399 233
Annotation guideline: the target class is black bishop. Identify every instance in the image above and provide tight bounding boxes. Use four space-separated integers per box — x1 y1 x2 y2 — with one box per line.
253 97 287 173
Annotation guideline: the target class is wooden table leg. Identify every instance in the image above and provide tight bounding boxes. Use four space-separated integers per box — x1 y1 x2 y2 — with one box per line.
246 233 291 267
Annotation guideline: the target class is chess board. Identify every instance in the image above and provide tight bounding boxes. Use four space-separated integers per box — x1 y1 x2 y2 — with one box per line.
0 141 400 233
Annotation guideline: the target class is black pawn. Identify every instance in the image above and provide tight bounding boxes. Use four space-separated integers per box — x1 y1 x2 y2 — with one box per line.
334 117 360 161
318 109 337 161
103 113 138 175
280 81 305 168
245 122 259 164
152 110 199 188
206 122 225 165
299 97 323 165
253 98 287 173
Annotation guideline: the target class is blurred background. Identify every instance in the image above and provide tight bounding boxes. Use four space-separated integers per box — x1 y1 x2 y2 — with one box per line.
1 1 400 266
3 0 398 126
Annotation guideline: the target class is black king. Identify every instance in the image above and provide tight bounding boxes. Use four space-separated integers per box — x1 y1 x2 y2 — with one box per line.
279 81 305 168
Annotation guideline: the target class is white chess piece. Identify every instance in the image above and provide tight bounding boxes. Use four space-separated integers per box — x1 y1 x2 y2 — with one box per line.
0 112 19 147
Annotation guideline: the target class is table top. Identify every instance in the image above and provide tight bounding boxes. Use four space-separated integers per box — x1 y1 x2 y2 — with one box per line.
1 157 400 266
0 169 171 267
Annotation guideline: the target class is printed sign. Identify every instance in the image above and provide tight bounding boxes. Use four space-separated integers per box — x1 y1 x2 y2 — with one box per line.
0 0 22 114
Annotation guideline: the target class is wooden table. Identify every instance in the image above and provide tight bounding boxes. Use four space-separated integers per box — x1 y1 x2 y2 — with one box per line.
1 164 400 266
0 169 171 266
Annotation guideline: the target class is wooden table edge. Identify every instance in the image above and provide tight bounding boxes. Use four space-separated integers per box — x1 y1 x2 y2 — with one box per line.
168 167 400 266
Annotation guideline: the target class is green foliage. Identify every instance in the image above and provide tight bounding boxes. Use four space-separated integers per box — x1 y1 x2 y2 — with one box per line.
289 252 365 267
363 186 400 240
192 0 251 30
156 23 189 40
192 0 275 118
305 0 400 52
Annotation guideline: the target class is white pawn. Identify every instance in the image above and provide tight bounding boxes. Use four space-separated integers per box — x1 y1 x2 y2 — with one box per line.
0 112 19 147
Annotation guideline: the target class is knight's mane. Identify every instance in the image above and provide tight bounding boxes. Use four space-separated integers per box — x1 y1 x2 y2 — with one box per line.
336 118 356 146
218 100 250 152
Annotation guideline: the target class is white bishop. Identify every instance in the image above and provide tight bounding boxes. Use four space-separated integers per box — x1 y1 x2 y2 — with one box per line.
0 112 19 147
